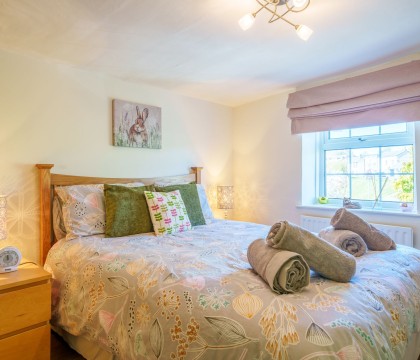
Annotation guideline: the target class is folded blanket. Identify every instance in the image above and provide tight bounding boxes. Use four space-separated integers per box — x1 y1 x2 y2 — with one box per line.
247 239 310 294
330 208 396 251
318 226 367 257
266 221 356 282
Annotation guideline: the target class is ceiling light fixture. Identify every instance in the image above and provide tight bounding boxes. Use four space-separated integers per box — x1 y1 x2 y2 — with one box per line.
239 0 313 41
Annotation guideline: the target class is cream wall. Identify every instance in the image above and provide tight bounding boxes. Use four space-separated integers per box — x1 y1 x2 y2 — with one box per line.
232 92 420 249
0 49 233 263
232 93 302 224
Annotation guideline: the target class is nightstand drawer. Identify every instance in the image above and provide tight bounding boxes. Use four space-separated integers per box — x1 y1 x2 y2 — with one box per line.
0 282 51 337
0 323 50 359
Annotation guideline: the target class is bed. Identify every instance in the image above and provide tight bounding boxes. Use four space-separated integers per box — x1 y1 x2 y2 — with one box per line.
36 164 420 360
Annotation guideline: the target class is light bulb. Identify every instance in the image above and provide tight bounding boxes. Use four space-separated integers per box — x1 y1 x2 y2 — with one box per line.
296 24 313 41
238 13 255 31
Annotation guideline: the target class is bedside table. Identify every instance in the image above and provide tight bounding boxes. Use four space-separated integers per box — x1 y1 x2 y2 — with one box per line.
0 261 51 359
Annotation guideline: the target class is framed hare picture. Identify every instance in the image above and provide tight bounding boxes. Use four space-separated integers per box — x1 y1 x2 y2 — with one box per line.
112 99 162 149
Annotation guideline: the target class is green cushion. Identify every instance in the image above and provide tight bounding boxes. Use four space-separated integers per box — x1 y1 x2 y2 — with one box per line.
155 184 206 226
104 184 155 237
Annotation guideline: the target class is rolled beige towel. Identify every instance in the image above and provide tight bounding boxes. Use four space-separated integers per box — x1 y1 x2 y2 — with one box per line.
247 239 310 294
330 208 396 251
266 221 356 282
319 226 367 257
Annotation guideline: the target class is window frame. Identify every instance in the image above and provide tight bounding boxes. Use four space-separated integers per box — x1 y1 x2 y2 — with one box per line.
319 123 415 210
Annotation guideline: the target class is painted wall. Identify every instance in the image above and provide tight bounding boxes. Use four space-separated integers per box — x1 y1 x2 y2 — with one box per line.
232 92 420 249
0 49 233 263
232 93 301 225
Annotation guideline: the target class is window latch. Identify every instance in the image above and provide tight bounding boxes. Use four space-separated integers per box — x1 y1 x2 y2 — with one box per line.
358 137 366 142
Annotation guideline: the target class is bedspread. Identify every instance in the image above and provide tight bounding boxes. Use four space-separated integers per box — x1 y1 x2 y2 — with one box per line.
45 220 420 359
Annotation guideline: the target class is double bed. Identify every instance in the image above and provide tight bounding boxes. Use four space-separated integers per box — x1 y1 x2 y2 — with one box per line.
36 164 420 359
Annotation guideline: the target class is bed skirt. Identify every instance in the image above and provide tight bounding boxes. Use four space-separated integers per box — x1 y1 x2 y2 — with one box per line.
52 325 113 360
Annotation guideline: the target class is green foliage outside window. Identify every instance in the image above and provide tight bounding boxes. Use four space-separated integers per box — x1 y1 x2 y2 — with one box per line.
393 161 414 203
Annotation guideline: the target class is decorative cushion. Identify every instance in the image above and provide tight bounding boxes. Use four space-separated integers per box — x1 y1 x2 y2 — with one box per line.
56 184 106 240
196 184 214 223
52 196 67 240
144 190 192 235
104 184 155 238
155 184 205 226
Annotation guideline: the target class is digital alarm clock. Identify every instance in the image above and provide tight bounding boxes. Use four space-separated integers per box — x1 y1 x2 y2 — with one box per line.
0 246 22 273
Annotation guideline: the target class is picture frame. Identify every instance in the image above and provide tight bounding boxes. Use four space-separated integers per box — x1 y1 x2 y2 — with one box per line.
112 99 162 149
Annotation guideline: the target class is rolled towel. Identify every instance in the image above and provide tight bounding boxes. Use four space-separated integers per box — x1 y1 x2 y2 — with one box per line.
247 239 310 294
318 226 367 257
266 221 356 282
330 208 396 251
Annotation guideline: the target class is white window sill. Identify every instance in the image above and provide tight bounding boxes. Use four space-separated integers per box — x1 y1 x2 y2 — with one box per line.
297 204 420 218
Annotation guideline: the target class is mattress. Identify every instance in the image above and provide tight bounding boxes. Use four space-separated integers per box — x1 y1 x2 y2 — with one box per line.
45 219 420 359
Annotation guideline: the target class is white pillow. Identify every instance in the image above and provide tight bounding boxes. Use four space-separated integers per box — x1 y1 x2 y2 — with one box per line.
154 179 192 187
196 184 214 224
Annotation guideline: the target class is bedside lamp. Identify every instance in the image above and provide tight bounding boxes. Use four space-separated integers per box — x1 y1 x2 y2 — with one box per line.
217 186 234 219
0 195 22 273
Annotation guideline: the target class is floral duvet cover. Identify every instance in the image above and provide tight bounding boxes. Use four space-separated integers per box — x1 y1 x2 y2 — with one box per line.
45 220 420 359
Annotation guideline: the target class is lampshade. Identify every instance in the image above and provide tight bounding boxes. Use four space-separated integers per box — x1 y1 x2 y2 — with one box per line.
0 195 7 240
238 13 255 31
288 0 309 10
217 186 234 210
295 24 313 41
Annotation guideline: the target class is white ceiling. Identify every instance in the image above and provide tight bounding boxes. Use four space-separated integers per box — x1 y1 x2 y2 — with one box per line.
1 0 420 106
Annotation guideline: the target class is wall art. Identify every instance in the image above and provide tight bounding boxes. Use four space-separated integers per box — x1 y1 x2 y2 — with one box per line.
113 99 162 149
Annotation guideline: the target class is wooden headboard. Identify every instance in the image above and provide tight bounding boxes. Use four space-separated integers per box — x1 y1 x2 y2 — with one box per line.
35 164 203 265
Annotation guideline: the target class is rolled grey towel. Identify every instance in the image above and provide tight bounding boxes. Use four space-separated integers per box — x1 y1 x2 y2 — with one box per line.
330 208 396 251
319 226 367 257
247 239 310 294
266 221 356 282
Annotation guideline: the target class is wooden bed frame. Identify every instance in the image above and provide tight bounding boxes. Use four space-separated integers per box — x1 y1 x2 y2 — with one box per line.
35 164 203 265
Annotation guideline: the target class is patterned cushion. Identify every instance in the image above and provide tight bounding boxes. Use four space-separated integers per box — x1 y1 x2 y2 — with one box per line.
56 184 106 240
155 184 205 226
144 190 192 235
52 196 67 240
104 184 155 237
56 182 145 240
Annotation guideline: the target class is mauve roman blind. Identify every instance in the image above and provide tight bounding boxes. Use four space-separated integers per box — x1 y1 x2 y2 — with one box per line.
287 60 420 134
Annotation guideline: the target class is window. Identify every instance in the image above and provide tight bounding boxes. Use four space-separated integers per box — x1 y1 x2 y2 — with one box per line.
319 123 415 210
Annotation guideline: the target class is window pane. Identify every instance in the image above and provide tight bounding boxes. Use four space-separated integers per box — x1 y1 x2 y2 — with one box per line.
351 148 379 174
326 175 349 198
351 126 379 137
382 176 401 202
330 129 349 139
321 122 414 206
390 171 414 203
351 175 378 200
325 150 349 174
382 146 413 174
381 123 407 134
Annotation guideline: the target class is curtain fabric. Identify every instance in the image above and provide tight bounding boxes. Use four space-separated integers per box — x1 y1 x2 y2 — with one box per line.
287 60 420 134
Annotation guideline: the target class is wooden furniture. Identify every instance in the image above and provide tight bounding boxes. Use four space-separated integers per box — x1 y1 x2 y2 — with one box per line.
35 164 203 265
0 262 51 359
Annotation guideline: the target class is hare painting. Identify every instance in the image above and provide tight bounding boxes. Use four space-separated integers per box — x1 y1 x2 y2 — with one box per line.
113 99 162 149
128 106 149 147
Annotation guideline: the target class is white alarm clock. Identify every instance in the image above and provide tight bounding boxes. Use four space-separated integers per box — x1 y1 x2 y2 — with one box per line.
0 246 22 273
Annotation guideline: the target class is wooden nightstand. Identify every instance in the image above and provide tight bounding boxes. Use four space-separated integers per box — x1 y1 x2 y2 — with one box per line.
0 261 51 360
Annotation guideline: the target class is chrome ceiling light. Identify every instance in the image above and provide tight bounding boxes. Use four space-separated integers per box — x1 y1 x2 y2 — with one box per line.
239 0 313 41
